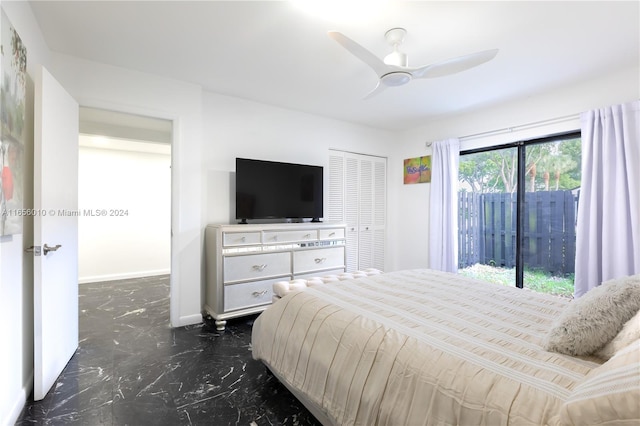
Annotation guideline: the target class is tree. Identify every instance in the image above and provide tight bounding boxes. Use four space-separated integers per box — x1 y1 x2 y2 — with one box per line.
459 151 503 193
459 138 581 193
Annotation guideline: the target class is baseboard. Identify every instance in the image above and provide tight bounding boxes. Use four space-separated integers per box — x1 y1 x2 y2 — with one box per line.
4 371 33 425
79 269 170 284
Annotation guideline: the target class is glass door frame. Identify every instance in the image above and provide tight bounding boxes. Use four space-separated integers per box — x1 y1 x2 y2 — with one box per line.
460 130 581 289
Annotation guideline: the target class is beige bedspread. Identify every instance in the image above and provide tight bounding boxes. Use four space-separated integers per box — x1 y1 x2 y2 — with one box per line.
251 269 603 425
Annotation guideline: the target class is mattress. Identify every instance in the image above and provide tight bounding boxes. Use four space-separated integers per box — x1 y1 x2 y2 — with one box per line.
251 269 603 425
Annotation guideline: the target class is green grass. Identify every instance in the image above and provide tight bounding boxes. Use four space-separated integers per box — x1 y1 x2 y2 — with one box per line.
458 264 574 299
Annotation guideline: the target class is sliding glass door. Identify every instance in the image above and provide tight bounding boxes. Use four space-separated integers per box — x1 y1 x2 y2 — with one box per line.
458 146 517 287
522 136 580 296
458 133 581 297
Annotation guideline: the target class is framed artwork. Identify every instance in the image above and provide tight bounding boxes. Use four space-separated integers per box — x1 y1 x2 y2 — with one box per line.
404 155 431 184
1 10 27 235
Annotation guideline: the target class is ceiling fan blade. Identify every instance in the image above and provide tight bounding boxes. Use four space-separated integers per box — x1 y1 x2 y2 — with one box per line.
411 49 499 79
363 80 387 100
328 31 390 77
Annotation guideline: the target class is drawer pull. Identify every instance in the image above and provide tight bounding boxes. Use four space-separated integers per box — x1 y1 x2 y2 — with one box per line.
329 232 336 237
252 264 267 271
252 290 268 297
314 258 327 264
240 236 246 242
304 233 311 239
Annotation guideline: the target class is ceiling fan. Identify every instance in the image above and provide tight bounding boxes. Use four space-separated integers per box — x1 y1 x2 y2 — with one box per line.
328 28 498 99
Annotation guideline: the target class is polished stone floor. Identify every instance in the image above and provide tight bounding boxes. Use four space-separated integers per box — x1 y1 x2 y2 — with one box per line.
16 275 321 425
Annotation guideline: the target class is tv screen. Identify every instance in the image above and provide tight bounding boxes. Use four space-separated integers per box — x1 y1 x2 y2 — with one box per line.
235 158 323 222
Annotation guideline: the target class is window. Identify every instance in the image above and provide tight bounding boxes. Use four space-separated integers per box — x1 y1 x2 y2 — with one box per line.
458 132 581 298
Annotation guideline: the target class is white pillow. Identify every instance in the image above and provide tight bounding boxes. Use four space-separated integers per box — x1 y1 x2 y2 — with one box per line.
595 309 640 360
543 274 640 356
559 340 640 425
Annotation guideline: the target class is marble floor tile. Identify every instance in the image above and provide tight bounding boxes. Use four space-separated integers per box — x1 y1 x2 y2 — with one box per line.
15 275 320 426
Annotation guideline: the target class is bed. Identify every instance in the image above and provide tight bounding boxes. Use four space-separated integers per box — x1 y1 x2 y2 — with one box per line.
251 269 640 425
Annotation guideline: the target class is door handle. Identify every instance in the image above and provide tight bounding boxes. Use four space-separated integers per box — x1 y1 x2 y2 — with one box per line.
43 244 62 255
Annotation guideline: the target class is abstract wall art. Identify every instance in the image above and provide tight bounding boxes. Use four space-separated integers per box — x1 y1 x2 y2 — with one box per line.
403 155 431 184
1 10 27 235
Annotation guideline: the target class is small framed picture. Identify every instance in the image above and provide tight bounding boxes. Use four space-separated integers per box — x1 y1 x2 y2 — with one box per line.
404 156 431 184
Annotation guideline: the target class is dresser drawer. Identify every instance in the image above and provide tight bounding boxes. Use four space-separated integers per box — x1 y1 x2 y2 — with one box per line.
223 231 261 247
224 279 276 312
224 252 291 282
263 229 318 244
319 228 345 240
294 246 345 274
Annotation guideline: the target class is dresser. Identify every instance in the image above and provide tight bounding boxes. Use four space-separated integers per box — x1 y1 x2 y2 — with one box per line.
204 222 347 330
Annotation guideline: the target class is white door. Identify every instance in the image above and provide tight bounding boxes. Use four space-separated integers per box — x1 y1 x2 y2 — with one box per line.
32 66 79 400
328 151 387 272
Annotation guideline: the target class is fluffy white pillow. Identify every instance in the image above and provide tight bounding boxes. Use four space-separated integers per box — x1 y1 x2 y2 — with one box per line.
543 274 640 356
595 309 640 360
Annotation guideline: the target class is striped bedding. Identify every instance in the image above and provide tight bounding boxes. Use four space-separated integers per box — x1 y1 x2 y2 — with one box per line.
251 269 606 425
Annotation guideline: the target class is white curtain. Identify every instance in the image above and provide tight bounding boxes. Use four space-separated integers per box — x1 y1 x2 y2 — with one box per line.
574 100 640 297
429 138 460 272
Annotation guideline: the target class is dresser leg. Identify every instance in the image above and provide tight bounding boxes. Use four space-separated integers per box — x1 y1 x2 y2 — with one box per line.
215 319 227 331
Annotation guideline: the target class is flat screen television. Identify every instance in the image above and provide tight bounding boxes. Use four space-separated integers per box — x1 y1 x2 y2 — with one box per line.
235 158 323 223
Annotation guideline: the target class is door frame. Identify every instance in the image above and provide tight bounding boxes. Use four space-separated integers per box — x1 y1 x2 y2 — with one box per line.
77 101 178 325
459 130 582 289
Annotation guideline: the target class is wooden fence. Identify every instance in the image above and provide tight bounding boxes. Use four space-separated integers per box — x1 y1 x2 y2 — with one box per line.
458 190 576 275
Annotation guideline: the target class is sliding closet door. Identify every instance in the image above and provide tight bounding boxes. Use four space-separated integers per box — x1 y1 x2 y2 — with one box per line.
372 159 386 269
358 158 374 269
345 155 360 271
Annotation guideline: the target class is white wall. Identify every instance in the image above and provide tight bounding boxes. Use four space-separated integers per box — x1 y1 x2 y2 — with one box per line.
202 92 396 225
389 64 640 271
78 141 171 283
0 2 50 424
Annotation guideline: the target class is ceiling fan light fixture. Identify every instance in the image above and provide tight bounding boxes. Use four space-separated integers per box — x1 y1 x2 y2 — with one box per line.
381 71 412 87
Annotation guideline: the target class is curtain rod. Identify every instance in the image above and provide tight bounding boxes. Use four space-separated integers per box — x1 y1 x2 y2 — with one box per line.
426 113 580 147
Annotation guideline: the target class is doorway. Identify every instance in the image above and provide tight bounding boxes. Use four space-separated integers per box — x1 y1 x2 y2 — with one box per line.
78 106 172 292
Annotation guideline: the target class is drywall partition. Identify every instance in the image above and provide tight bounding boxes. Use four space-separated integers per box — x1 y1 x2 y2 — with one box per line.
78 140 171 283
48 52 203 327
389 64 640 272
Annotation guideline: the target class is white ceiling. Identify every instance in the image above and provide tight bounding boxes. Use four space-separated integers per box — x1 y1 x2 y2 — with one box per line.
29 1 639 131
